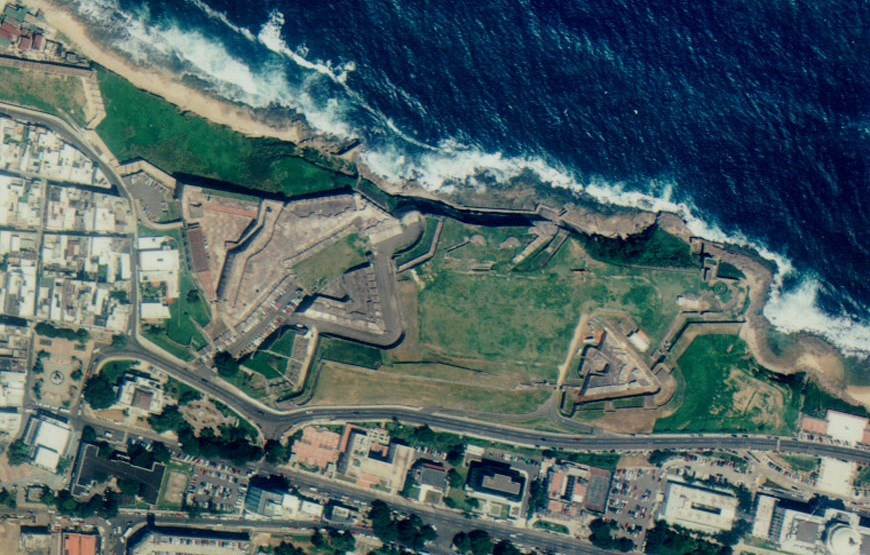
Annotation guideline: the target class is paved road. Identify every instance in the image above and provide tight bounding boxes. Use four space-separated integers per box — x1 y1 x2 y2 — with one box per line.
91 345 870 466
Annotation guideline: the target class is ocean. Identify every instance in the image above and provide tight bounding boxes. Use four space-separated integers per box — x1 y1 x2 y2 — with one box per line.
72 0 869 356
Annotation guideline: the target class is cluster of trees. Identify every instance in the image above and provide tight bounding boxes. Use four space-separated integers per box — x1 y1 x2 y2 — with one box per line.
148 405 263 466
645 522 732 555
0 488 16 509
369 500 436 552
385 422 465 465
5 439 31 466
311 528 356 554
214 351 241 379
588 518 633 552
82 372 118 409
580 226 696 268
452 530 523 555
53 489 119 519
34 323 89 342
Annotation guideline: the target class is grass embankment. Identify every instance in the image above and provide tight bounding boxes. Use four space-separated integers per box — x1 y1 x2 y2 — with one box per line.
0 67 87 125
779 455 818 473
395 216 440 267
310 361 549 414
655 335 802 434
138 226 211 359
242 328 298 379
95 68 355 196
414 220 704 380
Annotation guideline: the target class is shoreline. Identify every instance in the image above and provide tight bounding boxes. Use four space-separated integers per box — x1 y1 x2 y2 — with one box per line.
25 0 307 143
23 0 867 408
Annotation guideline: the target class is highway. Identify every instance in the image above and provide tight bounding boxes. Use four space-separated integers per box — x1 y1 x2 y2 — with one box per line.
12 100 866 467
95 345 870 465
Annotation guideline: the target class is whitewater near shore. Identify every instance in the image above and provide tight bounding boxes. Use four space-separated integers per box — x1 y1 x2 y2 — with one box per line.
21 0 868 407
25 0 306 143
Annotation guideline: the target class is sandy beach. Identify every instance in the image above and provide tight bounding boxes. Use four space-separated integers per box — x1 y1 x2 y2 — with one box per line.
24 0 305 143
20 1 864 413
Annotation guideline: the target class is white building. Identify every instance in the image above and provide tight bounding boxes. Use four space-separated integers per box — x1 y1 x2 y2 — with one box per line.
117 375 164 414
753 495 870 555
659 480 738 533
24 415 72 472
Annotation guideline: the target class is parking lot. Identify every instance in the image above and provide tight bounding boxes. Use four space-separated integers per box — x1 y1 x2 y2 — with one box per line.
605 467 665 549
185 459 249 513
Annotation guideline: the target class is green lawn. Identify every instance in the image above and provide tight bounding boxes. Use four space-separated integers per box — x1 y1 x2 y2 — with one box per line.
96 68 355 196
655 335 802 434
318 337 383 369
779 455 818 473
292 234 368 291
0 67 87 125
138 226 211 356
311 361 549 414
415 224 705 379
242 351 286 379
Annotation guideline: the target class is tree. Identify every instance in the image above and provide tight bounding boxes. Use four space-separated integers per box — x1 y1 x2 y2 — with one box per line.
453 530 495 555
588 518 633 552
214 352 240 379
446 444 466 465
6 439 30 466
83 373 117 409
493 540 523 555
273 541 304 555
329 529 356 553
448 468 465 488
148 405 187 433
264 440 288 465
468 530 494 555
111 334 128 348
117 478 141 496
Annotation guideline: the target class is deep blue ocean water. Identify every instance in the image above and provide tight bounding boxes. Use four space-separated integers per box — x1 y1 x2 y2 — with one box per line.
77 0 869 354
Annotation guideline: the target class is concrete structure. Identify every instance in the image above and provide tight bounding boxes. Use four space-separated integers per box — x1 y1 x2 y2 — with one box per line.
659 480 737 533
753 495 870 555
244 486 323 520
117 375 165 414
815 457 857 497
466 458 530 521
291 425 342 471
62 532 99 555
339 428 416 494
0 370 25 406
23 413 71 471
126 527 251 555
545 460 611 516
800 410 869 446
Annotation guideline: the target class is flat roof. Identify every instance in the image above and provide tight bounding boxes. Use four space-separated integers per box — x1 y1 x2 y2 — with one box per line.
34 445 60 471
34 419 70 453
661 481 737 533
826 411 868 446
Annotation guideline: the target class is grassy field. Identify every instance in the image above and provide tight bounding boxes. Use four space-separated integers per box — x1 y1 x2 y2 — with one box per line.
241 351 286 379
318 337 382 369
95 69 355 196
801 379 870 419
412 221 706 381
310 361 550 414
292 234 367 291
0 67 87 125
655 335 802 434
779 455 818 473
138 226 211 356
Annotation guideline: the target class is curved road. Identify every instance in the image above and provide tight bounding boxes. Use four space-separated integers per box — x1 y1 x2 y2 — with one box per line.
12 101 865 465
99 345 870 463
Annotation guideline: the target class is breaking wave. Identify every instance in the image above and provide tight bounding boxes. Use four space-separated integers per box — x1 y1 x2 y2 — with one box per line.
69 0 869 357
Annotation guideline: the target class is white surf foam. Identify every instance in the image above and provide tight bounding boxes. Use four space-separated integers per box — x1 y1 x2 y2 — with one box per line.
73 0 356 138
185 0 256 42
70 0 870 357
362 142 870 356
